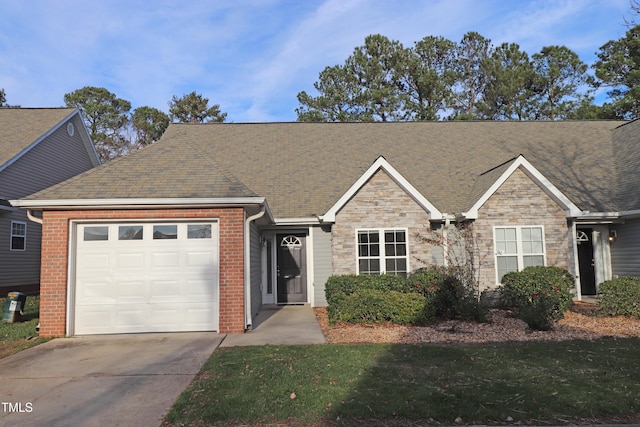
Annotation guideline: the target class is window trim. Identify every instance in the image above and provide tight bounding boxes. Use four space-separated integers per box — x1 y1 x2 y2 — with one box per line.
10 221 27 251
493 225 546 283
355 228 409 276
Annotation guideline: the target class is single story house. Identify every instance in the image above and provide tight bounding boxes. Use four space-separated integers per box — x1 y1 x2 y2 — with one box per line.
12 120 640 337
0 108 100 295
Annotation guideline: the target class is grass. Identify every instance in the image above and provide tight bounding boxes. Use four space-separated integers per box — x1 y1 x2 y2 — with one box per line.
0 294 48 359
165 339 640 426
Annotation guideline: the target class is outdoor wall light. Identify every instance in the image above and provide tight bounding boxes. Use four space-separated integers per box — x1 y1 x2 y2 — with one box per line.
609 230 618 243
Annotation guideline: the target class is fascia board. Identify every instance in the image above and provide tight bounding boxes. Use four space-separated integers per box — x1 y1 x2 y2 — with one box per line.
321 156 443 222
464 155 581 219
10 197 268 209
274 217 321 225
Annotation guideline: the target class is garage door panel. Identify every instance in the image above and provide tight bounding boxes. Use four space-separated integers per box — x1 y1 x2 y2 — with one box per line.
116 252 145 269
74 221 219 335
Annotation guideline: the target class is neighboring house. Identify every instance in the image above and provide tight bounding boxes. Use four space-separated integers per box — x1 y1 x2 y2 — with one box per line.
0 108 100 295
12 120 640 337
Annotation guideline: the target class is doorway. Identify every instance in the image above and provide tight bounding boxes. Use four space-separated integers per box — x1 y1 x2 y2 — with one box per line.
276 234 307 303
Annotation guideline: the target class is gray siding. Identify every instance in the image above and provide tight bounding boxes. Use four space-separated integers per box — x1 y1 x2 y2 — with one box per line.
312 225 332 307
0 115 97 289
250 222 262 317
0 115 96 199
0 210 41 286
610 219 640 279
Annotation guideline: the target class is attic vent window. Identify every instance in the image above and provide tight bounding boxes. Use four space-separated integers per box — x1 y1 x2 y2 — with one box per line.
67 122 75 136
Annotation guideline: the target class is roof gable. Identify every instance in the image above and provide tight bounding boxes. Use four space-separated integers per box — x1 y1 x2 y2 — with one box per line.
320 156 443 222
0 108 97 171
461 155 581 219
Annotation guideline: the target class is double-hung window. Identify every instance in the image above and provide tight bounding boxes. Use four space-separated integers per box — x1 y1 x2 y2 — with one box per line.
494 225 545 282
10 221 26 251
357 228 408 276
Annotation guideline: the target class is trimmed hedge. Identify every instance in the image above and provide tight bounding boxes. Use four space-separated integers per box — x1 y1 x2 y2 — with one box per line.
598 276 640 318
332 289 436 326
325 270 487 326
500 266 574 330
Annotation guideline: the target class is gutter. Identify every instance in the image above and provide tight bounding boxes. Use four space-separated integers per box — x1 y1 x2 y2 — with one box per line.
26 209 43 225
244 206 266 330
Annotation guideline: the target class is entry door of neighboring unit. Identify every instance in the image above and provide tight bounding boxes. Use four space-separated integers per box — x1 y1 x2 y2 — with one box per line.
577 229 597 295
276 234 307 303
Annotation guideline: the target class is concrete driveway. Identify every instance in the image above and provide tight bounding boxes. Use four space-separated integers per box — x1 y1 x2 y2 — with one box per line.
0 332 223 427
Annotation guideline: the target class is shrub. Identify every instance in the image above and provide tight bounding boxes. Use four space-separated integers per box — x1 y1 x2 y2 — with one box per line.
331 289 436 326
500 266 574 330
598 276 640 318
325 274 408 307
409 267 488 322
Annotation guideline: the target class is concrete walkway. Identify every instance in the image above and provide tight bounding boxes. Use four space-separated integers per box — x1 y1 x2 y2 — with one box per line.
220 304 326 347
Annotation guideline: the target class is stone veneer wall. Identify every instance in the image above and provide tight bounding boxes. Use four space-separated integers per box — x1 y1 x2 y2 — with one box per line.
473 167 572 291
332 169 440 275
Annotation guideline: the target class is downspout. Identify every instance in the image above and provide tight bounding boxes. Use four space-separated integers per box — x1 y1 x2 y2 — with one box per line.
26 209 43 225
245 206 266 330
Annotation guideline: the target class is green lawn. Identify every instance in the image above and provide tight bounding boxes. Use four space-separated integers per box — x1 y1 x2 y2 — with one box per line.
0 294 48 359
165 339 640 426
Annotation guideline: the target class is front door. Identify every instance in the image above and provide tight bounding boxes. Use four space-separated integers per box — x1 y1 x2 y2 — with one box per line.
277 234 307 303
577 229 597 295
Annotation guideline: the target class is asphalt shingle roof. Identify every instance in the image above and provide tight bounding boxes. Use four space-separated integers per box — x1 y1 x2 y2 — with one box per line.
23 120 636 217
0 108 77 168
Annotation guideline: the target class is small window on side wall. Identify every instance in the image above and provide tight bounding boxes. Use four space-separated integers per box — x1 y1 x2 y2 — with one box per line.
10 221 26 251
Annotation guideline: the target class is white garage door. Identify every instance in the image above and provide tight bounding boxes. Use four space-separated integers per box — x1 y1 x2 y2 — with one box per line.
74 221 219 335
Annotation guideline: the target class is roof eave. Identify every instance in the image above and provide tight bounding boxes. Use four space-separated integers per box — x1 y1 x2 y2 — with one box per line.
11 197 270 212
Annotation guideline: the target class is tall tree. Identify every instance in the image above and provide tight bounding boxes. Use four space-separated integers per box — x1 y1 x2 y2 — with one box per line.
131 106 170 147
296 64 368 122
593 24 640 119
346 34 406 121
451 32 493 120
168 91 227 123
478 43 534 120
64 86 131 161
0 88 6 106
398 35 457 120
296 34 405 122
530 46 590 120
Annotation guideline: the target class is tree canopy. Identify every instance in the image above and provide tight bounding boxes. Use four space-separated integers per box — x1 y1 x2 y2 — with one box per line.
296 29 635 122
64 88 225 161
168 91 227 123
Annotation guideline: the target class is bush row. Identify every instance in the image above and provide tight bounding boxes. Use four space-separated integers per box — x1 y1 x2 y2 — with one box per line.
325 268 487 326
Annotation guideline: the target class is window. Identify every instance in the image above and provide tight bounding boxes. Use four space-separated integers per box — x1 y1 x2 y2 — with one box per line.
119 225 143 240
153 225 177 239
187 224 212 239
84 226 109 241
494 226 545 282
357 229 408 276
10 221 26 251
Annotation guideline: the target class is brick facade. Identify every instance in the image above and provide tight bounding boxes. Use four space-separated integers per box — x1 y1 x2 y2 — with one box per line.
473 167 572 290
332 169 440 275
39 208 246 337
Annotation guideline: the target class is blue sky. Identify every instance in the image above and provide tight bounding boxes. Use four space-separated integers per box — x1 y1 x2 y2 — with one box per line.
0 0 633 122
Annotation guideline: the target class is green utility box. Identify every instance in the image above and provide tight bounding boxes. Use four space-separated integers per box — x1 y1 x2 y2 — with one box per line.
2 292 27 323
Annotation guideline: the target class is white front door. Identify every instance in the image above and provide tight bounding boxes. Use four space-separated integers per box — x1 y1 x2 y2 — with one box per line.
73 221 219 335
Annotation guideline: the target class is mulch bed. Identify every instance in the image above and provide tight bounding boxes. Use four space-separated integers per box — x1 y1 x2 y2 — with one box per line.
315 302 640 344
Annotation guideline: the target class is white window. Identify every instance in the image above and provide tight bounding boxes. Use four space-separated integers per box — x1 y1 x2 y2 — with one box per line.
357 229 408 276
494 226 546 283
10 221 26 251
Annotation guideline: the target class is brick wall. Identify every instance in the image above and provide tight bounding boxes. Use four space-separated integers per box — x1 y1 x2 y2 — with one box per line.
473 167 572 290
39 208 246 337
332 169 439 274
